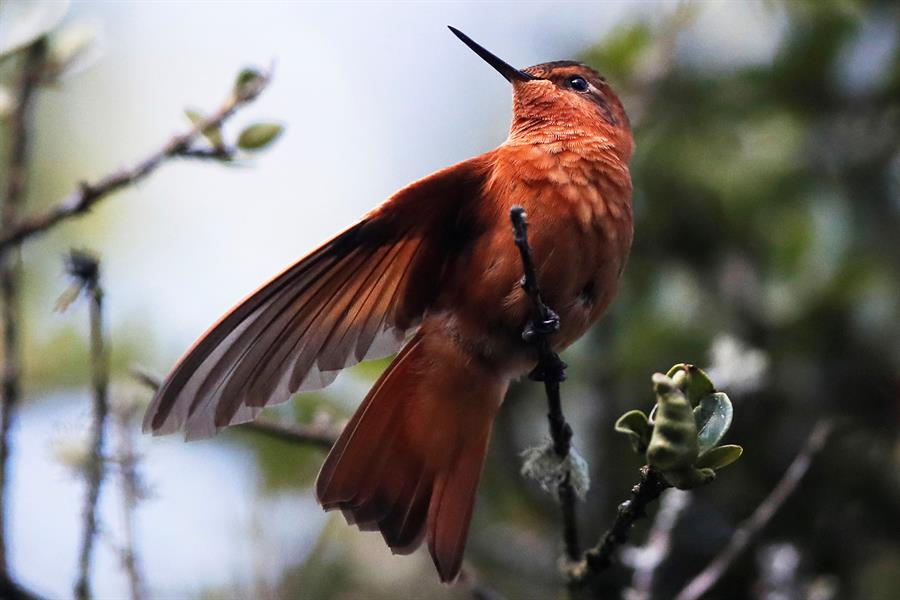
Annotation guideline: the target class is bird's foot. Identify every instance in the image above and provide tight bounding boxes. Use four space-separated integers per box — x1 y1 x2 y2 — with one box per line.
522 308 561 342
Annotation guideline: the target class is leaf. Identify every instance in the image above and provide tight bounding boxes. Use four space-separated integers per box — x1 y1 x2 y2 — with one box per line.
0 0 69 59
184 109 223 148
694 392 734 454
54 284 81 313
684 364 715 405
234 67 263 97
696 444 743 470
665 363 714 405
614 409 651 453
237 123 283 151
665 363 688 379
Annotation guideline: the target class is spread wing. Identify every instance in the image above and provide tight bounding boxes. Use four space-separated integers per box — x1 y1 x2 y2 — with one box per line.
143 155 491 439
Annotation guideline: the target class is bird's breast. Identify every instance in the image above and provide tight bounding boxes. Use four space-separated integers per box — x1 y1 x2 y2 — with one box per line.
435 141 633 374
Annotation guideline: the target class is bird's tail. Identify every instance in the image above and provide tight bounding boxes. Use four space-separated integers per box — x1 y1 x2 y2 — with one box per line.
315 329 507 583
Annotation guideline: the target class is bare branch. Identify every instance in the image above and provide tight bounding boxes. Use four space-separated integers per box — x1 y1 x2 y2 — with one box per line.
0 69 272 253
509 206 581 562
568 466 671 582
130 367 339 449
674 419 834 600
0 37 47 583
128 367 164 395
238 419 337 450
66 251 110 600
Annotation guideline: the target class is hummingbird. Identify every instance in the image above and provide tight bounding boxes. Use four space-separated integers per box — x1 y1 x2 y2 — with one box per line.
143 27 633 583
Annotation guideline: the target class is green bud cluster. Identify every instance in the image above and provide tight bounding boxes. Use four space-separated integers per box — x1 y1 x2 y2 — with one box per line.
615 364 743 490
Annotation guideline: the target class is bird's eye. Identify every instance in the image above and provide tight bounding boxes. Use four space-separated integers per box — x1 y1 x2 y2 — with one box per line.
567 76 589 92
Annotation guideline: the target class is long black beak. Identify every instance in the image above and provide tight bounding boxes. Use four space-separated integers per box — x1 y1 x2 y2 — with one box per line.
448 26 536 83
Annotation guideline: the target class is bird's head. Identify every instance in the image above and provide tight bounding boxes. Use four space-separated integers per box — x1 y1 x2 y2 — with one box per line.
449 27 632 160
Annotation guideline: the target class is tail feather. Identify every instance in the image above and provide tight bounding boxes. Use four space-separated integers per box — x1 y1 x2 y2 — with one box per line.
315 329 506 582
378 471 432 552
427 418 494 582
317 336 423 508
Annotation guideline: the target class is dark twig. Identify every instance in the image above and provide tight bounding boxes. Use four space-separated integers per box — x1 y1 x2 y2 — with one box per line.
568 466 671 582
0 37 46 583
130 368 339 449
175 146 237 161
0 69 272 253
509 206 580 562
64 251 109 600
675 420 834 600
239 419 338 450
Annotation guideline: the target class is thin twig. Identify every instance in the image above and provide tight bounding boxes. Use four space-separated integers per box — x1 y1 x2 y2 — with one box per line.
239 419 337 450
0 69 272 253
66 252 109 600
0 37 46 582
175 146 237 161
674 420 834 600
509 206 580 562
568 466 671 582
130 367 339 449
112 400 144 600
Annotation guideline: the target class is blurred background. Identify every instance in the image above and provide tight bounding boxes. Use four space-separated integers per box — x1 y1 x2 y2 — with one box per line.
0 0 898 598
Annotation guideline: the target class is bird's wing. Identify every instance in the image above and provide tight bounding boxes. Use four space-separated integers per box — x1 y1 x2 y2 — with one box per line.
143 155 491 439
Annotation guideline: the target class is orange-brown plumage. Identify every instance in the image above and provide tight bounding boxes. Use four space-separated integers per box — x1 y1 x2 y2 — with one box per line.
143 29 633 582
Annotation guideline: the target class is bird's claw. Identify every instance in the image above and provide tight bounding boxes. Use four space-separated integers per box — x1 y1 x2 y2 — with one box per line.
521 308 561 342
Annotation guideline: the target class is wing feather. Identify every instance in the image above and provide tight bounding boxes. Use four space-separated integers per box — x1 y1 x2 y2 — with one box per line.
143 155 490 438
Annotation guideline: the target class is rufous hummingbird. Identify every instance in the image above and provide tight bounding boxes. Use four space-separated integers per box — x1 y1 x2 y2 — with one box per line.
144 27 633 583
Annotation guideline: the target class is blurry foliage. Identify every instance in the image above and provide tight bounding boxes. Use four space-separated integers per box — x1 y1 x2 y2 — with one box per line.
225 428 324 492
224 392 334 492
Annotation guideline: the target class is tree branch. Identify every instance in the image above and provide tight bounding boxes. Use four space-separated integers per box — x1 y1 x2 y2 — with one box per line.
238 419 338 450
0 68 272 253
568 466 671 582
130 367 339 449
509 206 581 562
0 36 47 583
674 419 834 600
67 252 109 600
